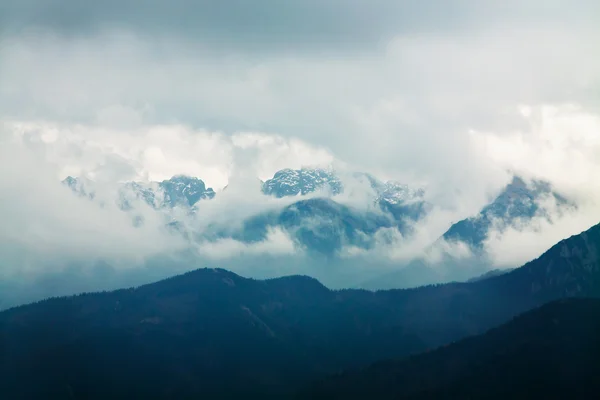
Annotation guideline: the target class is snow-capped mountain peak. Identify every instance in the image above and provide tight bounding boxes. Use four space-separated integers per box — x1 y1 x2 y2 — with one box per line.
377 181 425 205
159 175 216 207
443 175 573 248
262 168 343 198
62 175 215 210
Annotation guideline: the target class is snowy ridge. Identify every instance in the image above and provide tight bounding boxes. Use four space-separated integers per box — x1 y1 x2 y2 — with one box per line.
62 175 215 210
262 168 424 207
443 176 573 248
262 168 343 198
377 181 425 205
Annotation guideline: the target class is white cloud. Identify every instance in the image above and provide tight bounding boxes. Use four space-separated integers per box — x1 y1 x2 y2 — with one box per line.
467 104 600 267
3 119 337 189
474 104 600 199
193 227 297 260
484 207 599 269
0 133 185 278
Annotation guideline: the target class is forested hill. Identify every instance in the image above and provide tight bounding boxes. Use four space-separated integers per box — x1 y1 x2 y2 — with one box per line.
303 298 600 399
1 223 599 398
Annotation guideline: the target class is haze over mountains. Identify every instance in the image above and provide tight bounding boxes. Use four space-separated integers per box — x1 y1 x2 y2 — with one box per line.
62 168 572 250
61 168 573 278
0 161 587 312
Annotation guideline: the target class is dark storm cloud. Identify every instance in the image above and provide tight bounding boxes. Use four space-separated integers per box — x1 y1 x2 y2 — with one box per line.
1 0 462 46
3 0 597 52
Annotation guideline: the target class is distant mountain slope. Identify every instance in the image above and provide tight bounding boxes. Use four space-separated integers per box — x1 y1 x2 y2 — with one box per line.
466 268 514 282
443 176 572 248
303 298 600 400
252 168 430 254
361 176 575 289
63 170 429 257
228 197 399 255
1 222 599 398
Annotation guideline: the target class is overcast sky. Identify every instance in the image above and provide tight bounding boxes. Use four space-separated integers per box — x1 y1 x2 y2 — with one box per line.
1 0 600 303
2 1 599 189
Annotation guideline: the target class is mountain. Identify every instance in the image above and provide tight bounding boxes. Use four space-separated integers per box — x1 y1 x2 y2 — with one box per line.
251 168 430 255
62 175 215 210
62 172 579 285
303 298 600 399
154 175 216 207
78 169 429 257
0 269 424 399
61 170 429 258
63 175 97 200
226 197 397 255
261 168 427 210
467 268 514 282
1 222 599 398
443 176 572 248
261 168 343 197
361 176 574 289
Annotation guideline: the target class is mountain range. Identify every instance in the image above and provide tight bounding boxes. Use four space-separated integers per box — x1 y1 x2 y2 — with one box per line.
62 169 431 260
442 176 571 249
63 174 216 209
360 175 575 289
2 220 599 398
62 169 573 288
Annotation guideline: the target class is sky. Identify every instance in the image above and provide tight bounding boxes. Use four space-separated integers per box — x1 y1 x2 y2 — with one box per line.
1 0 600 306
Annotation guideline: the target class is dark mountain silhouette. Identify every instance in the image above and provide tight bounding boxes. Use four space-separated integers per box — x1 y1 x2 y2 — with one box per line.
303 298 600 399
467 267 514 282
1 222 599 398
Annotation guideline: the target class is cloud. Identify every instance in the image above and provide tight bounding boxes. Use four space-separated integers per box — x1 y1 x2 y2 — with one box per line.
0 137 185 280
3 119 336 189
193 227 297 259
483 205 599 269
2 16 598 212
474 105 600 200
472 105 600 267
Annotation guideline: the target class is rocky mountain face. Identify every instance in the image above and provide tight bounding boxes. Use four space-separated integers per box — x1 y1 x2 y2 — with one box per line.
466 268 514 282
261 168 343 197
63 175 216 210
361 175 574 289
261 168 426 208
224 170 429 256
63 169 430 257
443 176 572 248
1 221 599 398
154 175 216 207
